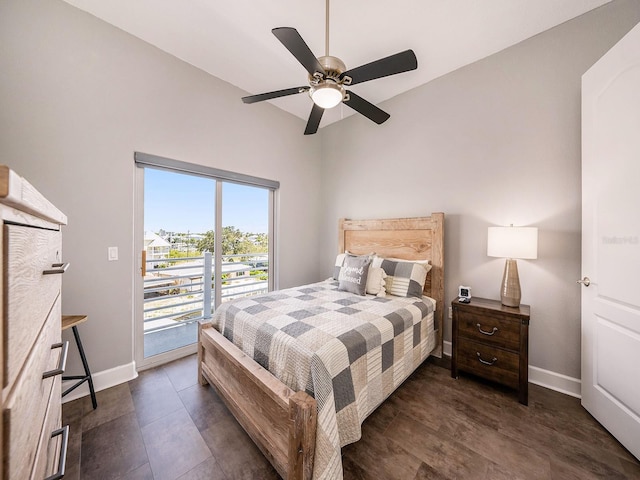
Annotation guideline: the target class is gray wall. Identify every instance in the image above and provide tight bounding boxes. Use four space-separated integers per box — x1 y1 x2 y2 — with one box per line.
2 0 640 388
0 0 322 375
319 0 640 380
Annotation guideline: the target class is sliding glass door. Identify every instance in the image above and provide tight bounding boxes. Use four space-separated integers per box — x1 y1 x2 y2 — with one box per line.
134 154 278 368
142 168 215 359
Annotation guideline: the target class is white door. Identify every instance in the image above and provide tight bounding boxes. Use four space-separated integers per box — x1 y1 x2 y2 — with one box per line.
581 22 640 460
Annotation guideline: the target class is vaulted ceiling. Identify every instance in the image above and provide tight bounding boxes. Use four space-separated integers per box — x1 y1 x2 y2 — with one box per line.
62 0 610 128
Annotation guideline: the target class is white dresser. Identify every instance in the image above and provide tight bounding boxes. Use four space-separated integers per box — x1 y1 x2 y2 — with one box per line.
1 166 69 480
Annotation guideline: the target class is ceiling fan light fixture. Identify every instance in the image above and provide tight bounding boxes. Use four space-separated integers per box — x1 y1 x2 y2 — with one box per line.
310 82 344 109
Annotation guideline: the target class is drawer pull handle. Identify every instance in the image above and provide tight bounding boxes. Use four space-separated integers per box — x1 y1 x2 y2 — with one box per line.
476 352 498 366
44 425 69 480
476 323 498 336
43 262 70 275
43 341 69 379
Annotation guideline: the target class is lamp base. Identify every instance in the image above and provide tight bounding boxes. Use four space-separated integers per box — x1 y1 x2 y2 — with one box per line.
500 258 521 307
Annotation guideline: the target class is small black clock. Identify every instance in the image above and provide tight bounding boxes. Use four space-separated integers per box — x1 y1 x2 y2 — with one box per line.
458 285 472 303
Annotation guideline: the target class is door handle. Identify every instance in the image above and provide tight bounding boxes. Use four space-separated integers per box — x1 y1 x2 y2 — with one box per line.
43 263 70 275
576 277 591 287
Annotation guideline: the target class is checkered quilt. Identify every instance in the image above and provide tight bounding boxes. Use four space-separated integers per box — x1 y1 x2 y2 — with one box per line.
212 279 436 480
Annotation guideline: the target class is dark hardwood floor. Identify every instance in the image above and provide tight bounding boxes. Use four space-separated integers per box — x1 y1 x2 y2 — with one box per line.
62 354 640 480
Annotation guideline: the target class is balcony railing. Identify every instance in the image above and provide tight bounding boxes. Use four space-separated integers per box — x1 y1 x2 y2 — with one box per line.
142 252 268 356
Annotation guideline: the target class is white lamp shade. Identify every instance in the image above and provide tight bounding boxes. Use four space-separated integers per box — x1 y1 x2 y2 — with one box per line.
311 83 344 109
487 226 538 259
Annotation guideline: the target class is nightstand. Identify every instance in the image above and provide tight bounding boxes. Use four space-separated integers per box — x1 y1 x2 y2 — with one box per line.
451 297 530 405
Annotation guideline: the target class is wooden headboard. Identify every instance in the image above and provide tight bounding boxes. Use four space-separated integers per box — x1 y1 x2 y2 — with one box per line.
338 213 445 358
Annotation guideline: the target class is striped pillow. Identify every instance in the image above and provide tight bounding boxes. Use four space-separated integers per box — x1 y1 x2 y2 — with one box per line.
371 257 431 298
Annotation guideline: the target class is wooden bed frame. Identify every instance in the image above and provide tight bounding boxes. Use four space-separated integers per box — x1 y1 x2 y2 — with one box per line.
198 213 444 480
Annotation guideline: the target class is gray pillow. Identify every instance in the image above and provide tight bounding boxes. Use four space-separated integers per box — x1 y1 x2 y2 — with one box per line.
333 251 375 280
338 255 372 296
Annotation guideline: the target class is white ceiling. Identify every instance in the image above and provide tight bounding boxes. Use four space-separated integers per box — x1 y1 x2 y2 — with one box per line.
62 0 610 129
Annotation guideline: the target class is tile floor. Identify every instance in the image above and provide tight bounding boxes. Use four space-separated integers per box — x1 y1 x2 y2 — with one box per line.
62 354 279 480
62 354 640 480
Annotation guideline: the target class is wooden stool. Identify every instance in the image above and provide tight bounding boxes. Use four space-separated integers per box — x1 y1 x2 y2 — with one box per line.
62 315 97 409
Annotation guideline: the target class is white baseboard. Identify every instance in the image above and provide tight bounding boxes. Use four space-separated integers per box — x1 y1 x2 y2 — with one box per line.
443 340 452 357
62 361 138 404
528 365 581 398
443 340 581 398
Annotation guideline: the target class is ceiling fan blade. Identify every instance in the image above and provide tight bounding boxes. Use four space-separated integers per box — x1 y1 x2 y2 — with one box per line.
272 27 326 77
242 86 309 104
304 104 324 135
343 91 390 125
340 49 417 86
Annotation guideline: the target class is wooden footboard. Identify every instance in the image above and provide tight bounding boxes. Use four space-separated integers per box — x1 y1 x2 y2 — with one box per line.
198 322 316 480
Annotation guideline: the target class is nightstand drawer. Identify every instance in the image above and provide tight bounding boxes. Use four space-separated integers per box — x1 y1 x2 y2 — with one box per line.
456 338 519 389
456 308 520 351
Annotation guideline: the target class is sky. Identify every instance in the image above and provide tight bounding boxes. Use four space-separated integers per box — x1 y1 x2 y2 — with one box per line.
144 167 269 234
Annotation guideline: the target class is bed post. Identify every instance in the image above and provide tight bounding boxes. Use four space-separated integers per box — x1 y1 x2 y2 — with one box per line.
287 391 317 480
198 321 211 386
430 213 445 358
338 218 346 253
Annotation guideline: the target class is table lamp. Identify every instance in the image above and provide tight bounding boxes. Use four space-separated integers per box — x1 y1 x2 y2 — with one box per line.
487 225 538 307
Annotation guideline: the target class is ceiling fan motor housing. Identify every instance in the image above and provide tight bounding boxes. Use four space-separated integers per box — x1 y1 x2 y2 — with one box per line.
312 56 348 83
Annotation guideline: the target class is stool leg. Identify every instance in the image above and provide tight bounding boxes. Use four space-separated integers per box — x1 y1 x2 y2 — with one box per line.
72 325 98 409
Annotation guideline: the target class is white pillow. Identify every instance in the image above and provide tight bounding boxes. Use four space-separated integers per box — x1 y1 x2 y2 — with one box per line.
366 267 387 296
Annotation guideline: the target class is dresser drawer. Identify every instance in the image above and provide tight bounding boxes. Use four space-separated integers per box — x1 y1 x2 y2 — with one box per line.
3 224 63 389
3 297 62 480
456 307 521 351
456 337 519 389
31 379 63 480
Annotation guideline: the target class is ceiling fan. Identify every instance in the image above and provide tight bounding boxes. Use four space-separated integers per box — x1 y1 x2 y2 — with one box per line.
241 0 418 135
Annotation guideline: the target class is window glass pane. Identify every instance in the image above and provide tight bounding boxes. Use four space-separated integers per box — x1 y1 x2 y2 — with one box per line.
221 182 269 303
